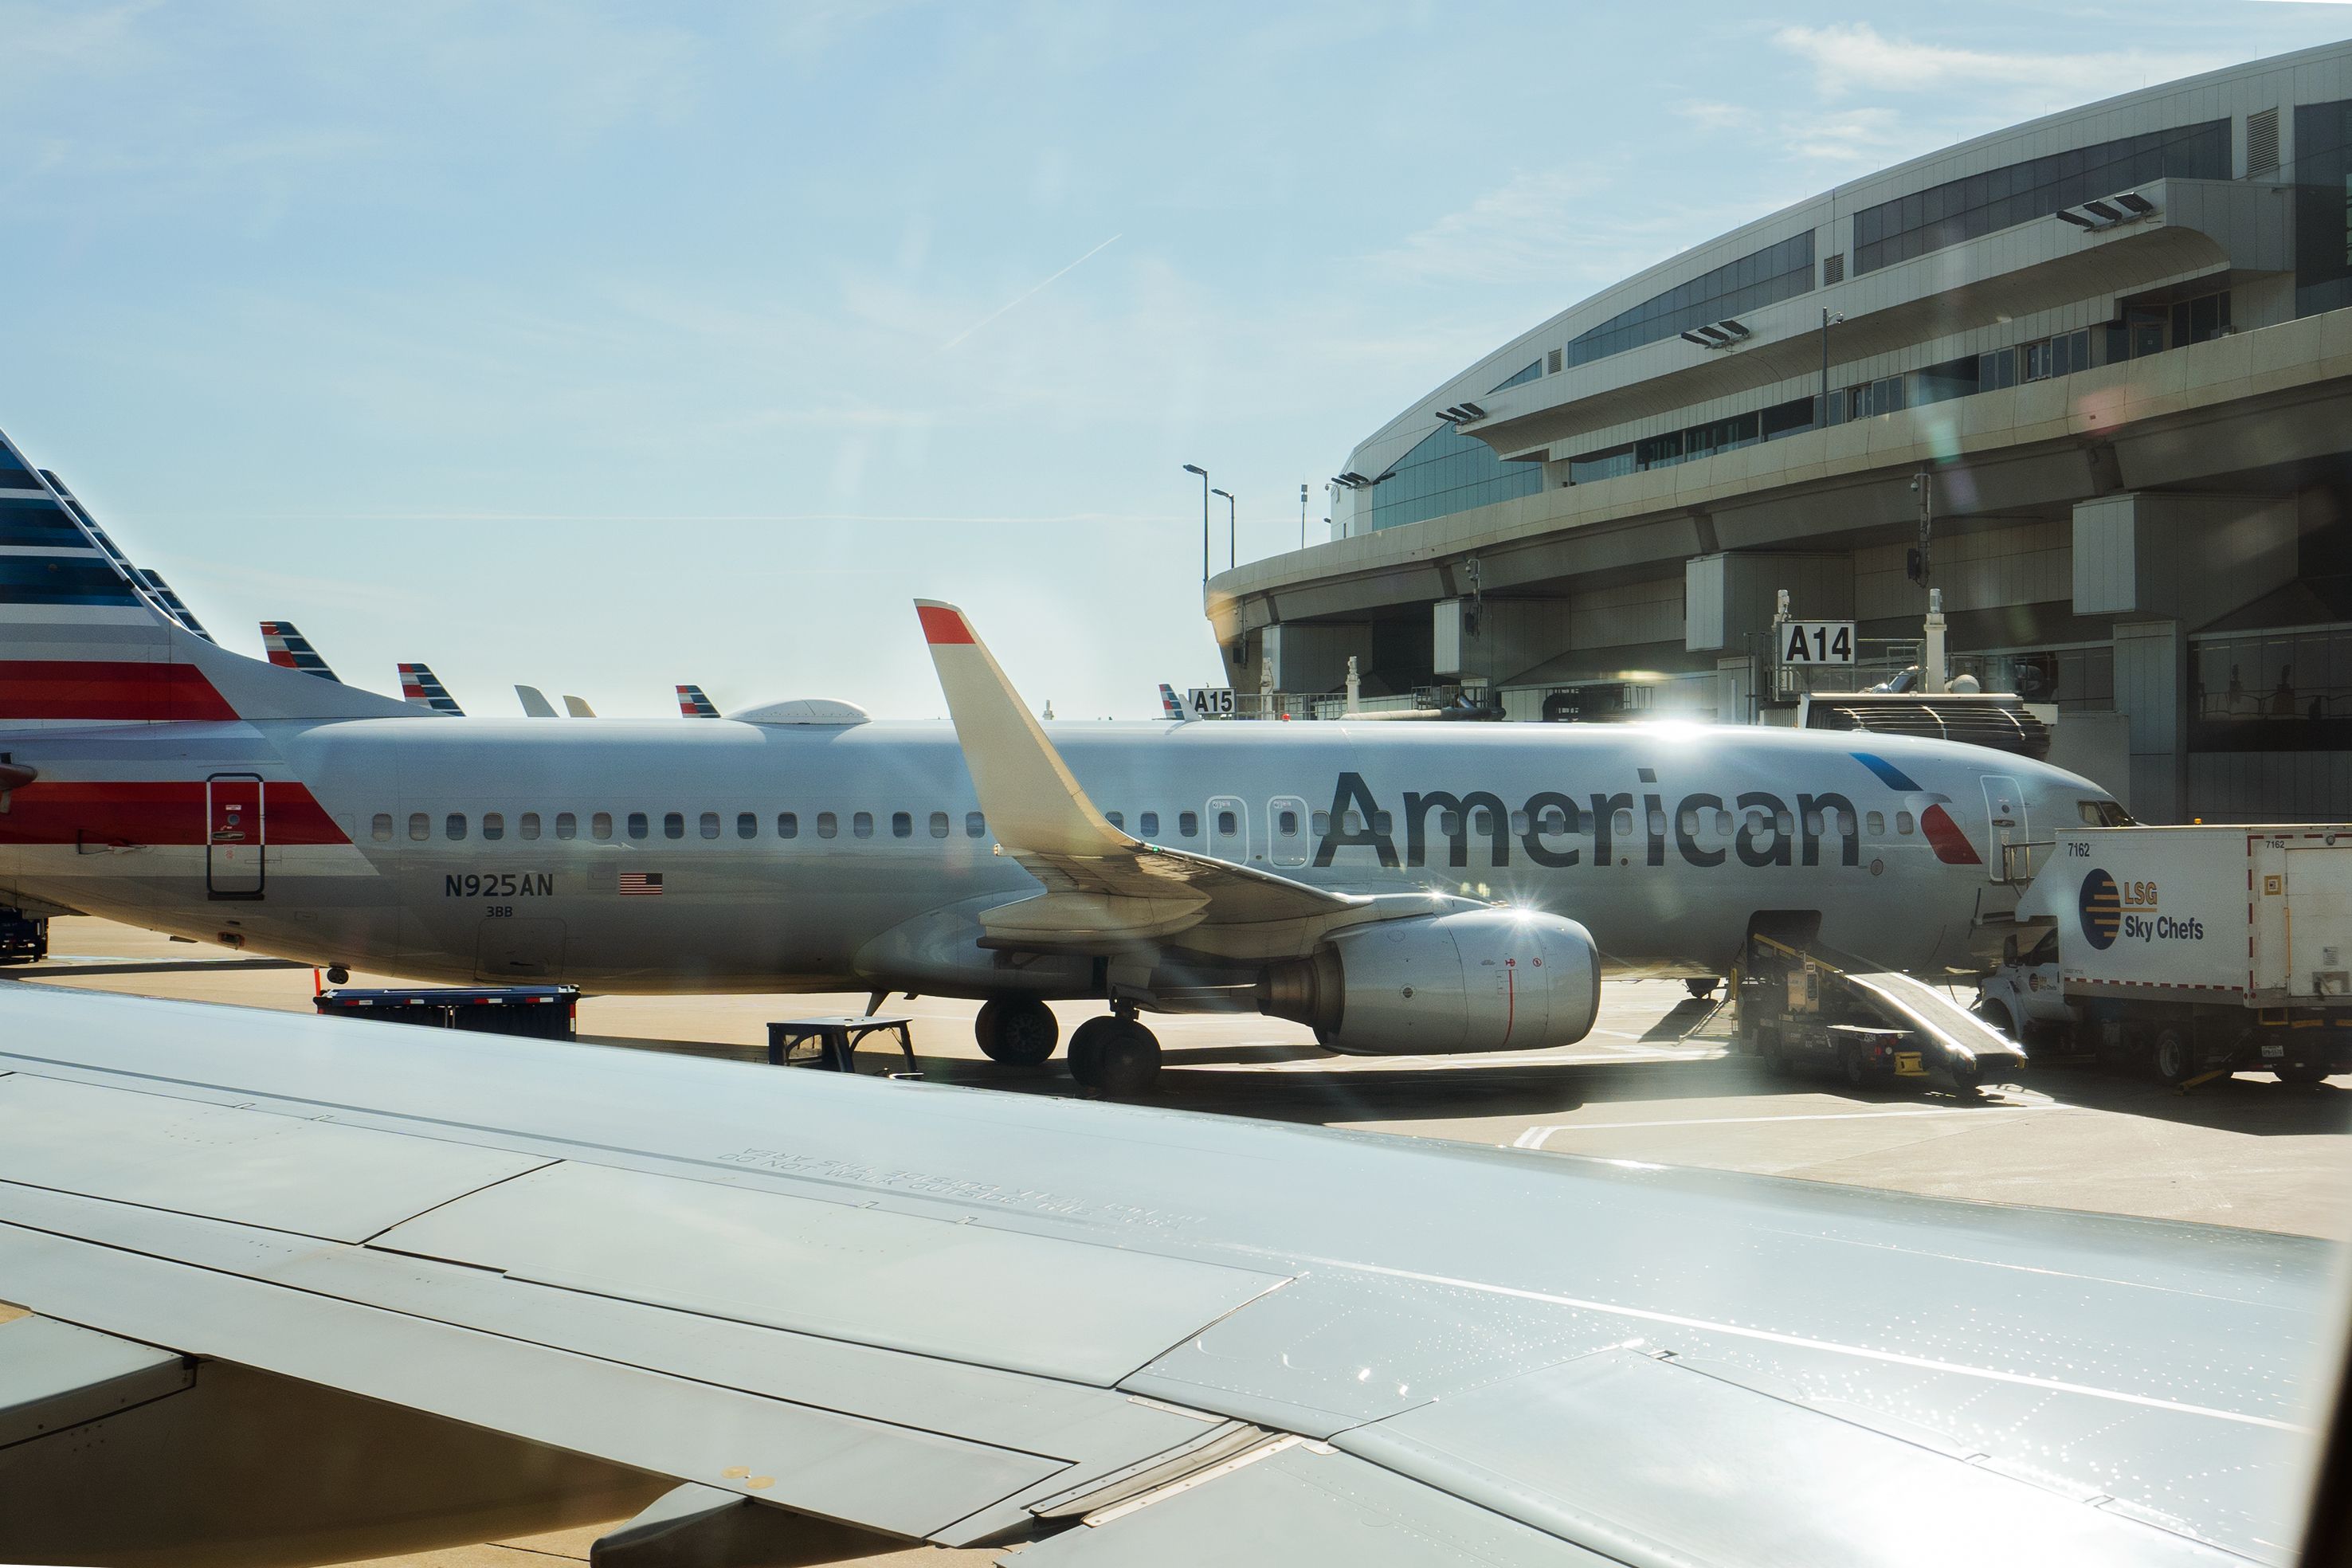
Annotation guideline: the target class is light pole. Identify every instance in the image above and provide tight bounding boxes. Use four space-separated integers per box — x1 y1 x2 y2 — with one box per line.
1211 488 1236 571
1819 308 1845 427
1299 483 1308 550
1182 464 1209 586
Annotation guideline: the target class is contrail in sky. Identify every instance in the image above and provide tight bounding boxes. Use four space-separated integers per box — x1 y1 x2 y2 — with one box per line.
939 233 1122 351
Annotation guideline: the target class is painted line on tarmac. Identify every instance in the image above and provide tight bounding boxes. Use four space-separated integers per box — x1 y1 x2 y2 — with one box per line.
1513 1099 2062 1147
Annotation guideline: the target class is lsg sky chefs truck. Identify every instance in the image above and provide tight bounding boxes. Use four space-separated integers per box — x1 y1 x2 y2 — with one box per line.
1976 826 2352 1084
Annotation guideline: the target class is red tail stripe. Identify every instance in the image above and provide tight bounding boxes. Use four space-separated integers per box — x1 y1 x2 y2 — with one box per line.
0 661 237 722
0 781 349 845
916 605 974 645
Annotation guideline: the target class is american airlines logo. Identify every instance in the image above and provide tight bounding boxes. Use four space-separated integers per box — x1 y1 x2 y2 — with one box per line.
1311 752 1982 871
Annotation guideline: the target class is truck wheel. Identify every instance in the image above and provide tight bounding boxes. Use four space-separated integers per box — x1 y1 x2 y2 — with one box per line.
2150 1027 2197 1085
1840 1042 1879 1088
1970 998 2015 1041
1760 1025 1793 1077
2276 1060 2332 1086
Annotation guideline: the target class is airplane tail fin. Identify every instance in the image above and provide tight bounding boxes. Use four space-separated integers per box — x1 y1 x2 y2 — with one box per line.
397 662 465 716
0 425 414 726
562 694 595 718
1158 682 1182 719
259 621 341 683
677 684 719 719
515 684 558 718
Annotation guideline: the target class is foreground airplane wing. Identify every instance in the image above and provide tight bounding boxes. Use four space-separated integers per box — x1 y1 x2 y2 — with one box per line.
0 981 2330 1567
918 601 1460 953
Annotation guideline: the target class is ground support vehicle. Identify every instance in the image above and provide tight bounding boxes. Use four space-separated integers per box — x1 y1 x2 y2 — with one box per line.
0 907 46 964
1735 931 2025 1091
1981 825 2352 1085
313 985 578 1041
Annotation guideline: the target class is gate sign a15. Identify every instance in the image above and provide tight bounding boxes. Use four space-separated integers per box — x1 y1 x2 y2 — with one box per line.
1779 621 1856 665
1186 687 1237 719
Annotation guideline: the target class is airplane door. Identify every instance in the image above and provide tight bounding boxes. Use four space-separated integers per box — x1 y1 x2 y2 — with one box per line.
1980 774 2025 881
205 773 265 899
1207 795 1248 863
1269 795 1310 868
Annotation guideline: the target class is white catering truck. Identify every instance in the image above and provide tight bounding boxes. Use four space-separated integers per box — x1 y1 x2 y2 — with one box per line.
1976 825 2352 1084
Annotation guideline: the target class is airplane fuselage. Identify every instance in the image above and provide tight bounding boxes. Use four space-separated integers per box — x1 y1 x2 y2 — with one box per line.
0 715 2099 998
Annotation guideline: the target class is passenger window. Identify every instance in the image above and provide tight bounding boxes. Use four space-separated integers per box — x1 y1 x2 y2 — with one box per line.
1314 811 1331 836
1866 810 1886 835
1803 809 1824 837
1714 809 1733 837
409 813 429 841
892 811 911 837
1280 809 1299 834
519 813 540 841
664 812 684 840
966 811 986 838
1679 809 1699 836
445 813 467 840
929 811 949 837
853 811 874 838
1178 811 1199 837
1106 811 1124 829
1140 811 1160 837
1775 810 1795 836
1538 806 1569 833
1895 810 1915 835
556 812 577 840
1217 810 1237 836
1345 811 1363 833
817 812 838 839
1441 811 1461 836
371 813 393 841
1648 809 1667 837
627 812 649 840
482 812 504 841
1613 809 1634 838
778 812 798 838
736 812 756 839
1374 811 1394 834
700 811 719 840
592 812 613 841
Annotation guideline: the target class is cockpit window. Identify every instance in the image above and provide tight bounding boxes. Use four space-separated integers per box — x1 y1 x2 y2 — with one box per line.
2079 799 2134 827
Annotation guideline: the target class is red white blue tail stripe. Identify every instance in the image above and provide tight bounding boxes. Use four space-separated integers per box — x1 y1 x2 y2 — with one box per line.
676 683 719 718
260 621 340 682
398 661 465 715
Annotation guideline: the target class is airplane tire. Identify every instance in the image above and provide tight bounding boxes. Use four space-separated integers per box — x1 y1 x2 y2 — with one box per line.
1684 978 1716 1000
2150 1027 2197 1085
975 998 1059 1067
326 966 350 985
1091 1022 1161 1097
1066 1016 1118 1086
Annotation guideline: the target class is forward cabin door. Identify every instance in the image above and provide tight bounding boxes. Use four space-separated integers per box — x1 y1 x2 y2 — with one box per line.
205 773 265 899
1207 795 1248 864
1979 774 2025 882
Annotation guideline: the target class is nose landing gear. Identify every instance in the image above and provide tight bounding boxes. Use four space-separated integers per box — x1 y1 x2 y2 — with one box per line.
1067 1005 1161 1096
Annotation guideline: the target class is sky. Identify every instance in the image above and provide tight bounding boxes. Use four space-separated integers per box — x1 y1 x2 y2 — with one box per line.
4 2 2349 719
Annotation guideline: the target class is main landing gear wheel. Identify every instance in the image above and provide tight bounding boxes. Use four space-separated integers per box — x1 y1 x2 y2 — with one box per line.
1091 1020 1161 1096
1066 1016 1118 1086
1684 978 1717 1000
974 998 1059 1067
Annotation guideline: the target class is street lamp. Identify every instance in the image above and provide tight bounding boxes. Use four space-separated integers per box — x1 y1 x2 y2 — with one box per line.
1211 488 1236 571
1182 464 1209 586
1819 309 1846 427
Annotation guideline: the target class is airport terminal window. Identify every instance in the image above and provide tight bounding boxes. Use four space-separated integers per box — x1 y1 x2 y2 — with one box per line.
2191 627 2352 747
592 812 612 840
2296 99 2352 316
409 813 429 841
628 812 648 840
778 812 798 838
892 811 911 837
1491 360 1541 390
699 812 719 839
482 813 504 841
966 811 986 837
445 813 466 840
520 813 540 840
2021 330 2091 382
556 812 577 839
1565 232 1813 369
1853 120 2229 274
1139 811 1159 836
371 813 392 841
1979 346 2017 390
929 811 949 837
817 812 837 838
736 812 755 839
853 811 873 838
1367 418 1543 534
664 812 684 840
1179 811 1199 837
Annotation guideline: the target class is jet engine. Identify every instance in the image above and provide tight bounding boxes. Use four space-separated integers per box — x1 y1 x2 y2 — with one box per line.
1259 907 1601 1055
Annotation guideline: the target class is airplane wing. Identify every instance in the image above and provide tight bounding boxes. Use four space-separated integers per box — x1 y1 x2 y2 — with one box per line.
0 982 2328 1567
915 601 1464 955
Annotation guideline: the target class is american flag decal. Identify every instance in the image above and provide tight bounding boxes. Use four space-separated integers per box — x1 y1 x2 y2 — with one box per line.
618 872 664 896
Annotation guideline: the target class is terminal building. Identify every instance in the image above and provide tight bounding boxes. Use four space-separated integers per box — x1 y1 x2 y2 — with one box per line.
1208 42 2352 823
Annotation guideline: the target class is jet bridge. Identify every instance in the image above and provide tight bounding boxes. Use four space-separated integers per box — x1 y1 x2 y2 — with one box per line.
1737 932 2025 1089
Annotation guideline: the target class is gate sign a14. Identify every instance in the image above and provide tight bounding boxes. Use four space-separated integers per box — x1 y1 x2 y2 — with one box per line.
1779 621 1856 665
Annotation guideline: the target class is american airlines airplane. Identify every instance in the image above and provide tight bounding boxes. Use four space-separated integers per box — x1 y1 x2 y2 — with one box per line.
398 660 465 715
679 682 720 718
260 620 340 681
0 428 2105 1092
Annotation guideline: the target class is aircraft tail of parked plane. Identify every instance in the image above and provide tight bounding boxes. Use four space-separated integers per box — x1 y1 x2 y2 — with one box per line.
258 621 340 682
562 694 595 718
1159 682 1183 719
677 684 719 718
514 684 558 717
396 662 465 716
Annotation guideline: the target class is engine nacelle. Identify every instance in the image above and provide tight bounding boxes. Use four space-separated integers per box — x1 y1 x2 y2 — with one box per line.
1260 908 1601 1055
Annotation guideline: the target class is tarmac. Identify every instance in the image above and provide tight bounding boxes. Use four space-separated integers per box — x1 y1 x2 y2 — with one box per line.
7 915 2350 1566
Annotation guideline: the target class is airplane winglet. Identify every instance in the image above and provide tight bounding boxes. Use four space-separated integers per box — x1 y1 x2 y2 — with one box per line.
915 600 1133 859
